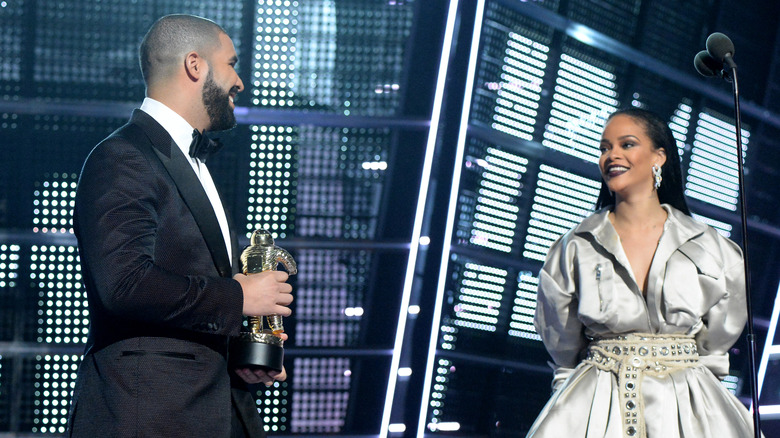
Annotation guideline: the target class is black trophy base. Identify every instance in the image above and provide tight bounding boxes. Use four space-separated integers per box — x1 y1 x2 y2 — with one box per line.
229 332 284 372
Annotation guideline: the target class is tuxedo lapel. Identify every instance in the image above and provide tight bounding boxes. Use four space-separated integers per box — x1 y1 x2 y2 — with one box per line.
125 110 233 278
220 194 241 275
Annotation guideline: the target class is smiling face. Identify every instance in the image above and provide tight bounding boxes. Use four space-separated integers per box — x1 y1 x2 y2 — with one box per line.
598 114 667 199
202 32 244 131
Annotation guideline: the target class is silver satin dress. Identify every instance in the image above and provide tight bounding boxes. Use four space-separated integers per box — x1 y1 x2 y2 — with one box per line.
528 205 759 437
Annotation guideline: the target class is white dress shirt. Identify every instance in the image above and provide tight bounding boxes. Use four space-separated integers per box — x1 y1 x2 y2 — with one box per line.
140 98 233 266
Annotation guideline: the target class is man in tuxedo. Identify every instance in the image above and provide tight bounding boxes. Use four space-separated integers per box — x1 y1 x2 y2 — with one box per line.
66 14 292 437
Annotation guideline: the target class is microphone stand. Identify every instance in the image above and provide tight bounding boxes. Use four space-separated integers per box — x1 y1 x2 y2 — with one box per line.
723 59 761 438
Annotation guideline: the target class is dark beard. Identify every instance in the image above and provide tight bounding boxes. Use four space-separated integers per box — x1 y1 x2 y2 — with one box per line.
202 70 236 132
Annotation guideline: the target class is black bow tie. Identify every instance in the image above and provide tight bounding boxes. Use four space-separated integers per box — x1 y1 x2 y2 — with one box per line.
189 129 223 162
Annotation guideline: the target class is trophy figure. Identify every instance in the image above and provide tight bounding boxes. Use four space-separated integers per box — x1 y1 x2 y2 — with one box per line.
229 228 296 372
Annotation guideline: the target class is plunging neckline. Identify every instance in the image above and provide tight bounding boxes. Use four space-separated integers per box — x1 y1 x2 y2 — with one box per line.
608 211 669 297
614 232 662 296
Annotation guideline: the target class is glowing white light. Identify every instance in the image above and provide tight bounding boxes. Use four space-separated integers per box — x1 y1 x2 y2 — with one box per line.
566 23 596 45
381 1 464 436
757 283 780 416
344 307 364 317
362 161 388 170
397 367 412 377
388 423 406 433
428 421 461 431
415 3 487 435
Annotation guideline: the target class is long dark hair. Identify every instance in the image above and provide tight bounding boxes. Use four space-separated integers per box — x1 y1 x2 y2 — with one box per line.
595 108 691 215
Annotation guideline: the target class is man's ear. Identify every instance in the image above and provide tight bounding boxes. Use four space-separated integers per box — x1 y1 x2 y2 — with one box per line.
184 51 204 81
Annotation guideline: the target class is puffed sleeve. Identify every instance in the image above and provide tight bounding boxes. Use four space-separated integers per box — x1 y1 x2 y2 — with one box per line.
535 233 587 389
694 234 747 380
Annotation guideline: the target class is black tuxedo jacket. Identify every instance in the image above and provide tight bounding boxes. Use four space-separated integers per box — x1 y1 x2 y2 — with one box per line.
67 110 264 437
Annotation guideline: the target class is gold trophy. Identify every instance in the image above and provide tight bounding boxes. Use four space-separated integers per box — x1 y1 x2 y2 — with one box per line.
229 228 296 371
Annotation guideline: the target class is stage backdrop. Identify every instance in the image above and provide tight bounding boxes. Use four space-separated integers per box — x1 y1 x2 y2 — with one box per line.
1 0 780 436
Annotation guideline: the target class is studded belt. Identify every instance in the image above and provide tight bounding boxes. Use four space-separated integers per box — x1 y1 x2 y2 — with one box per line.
583 334 699 438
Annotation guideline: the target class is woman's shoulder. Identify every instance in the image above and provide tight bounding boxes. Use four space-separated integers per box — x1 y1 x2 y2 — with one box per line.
668 207 743 268
546 208 610 257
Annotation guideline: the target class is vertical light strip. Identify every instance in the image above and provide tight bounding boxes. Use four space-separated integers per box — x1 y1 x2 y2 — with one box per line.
685 111 750 211
508 271 541 341
379 1 462 436
757 282 780 411
417 1 486 435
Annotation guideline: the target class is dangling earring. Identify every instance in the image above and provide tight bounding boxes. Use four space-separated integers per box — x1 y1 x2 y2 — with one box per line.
652 164 662 189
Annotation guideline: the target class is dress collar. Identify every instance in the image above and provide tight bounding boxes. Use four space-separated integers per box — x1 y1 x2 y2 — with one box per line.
573 204 707 250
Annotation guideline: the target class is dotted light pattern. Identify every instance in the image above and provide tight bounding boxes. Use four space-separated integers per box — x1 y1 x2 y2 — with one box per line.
451 262 508 333
508 271 541 341
439 323 459 352
486 30 549 141
290 357 351 433
256 381 290 434
294 0 415 116
523 165 600 261
247 125 298 239
0 244 20 343
669 101 694 158
34 1 146 86
639 0 709 69
32 114 117 133
296 128 345 238
253 0 297 108
253 0 414 114
247 4 301 239
294 250 367 347
282 249 369 433
428 358 454 428
0 244 20 289
29 245 88 344
685 111 750 212
722 374 740 395
542 51 619 163
32 0 242 100
473 3 552 140
30 354 81 435
692 213 733 238
32 174 78 235
458 142 528 253
296 126 390 239
0 112 19 130
295 0 337 109
248 5 403 434
567 0 640 44
0 0 23 82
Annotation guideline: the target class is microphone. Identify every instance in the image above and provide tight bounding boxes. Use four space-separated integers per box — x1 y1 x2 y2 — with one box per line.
706 32 737 70
693 50 724 78
695 32 760 438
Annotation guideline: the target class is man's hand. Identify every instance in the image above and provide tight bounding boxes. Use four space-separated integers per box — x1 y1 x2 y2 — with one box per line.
235 366 287 386
233 271 293 317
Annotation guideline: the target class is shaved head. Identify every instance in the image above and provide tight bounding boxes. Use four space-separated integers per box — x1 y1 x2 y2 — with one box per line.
139 14 226 86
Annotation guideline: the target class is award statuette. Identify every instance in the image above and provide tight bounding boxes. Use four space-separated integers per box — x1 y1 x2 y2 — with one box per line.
229 228 296 372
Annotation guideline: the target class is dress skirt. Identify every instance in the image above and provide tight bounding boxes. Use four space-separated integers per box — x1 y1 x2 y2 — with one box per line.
526 362 758 437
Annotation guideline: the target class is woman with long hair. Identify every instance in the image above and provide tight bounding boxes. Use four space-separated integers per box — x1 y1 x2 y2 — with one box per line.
527 108 759 437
